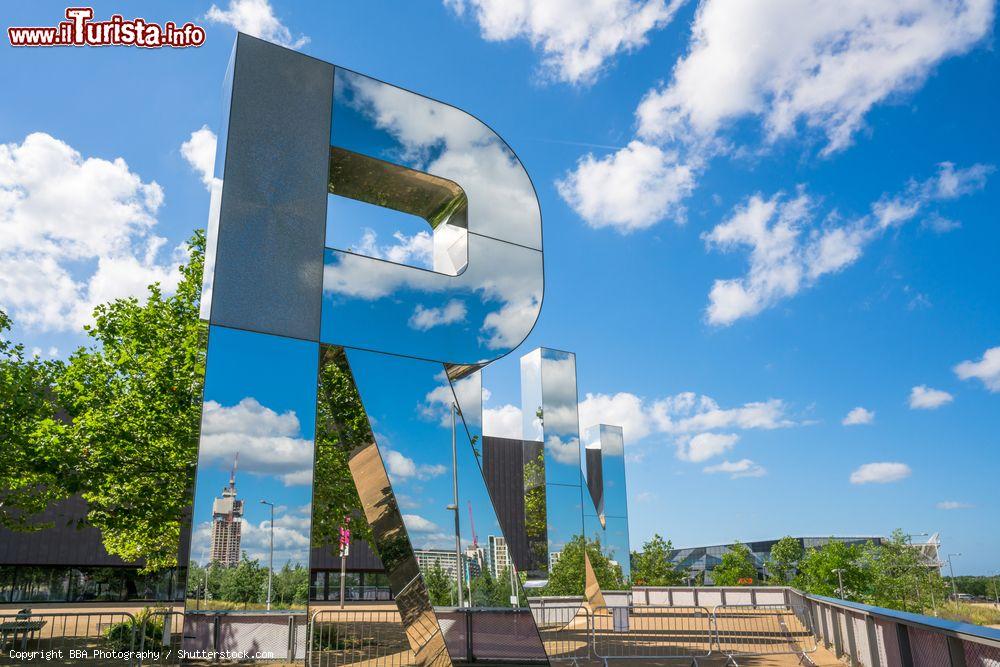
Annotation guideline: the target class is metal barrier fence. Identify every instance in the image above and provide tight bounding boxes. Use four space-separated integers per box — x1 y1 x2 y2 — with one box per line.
712 604 817 664
808 594 1000 667
0 611 136 665
591 605 712 665
529 601 591 663
8 591 1000 665
309 609 413 667
184 611 307 662
136 610 183 665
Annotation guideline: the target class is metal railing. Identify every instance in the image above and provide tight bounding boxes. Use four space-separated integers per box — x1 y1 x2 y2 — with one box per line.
529 601 591 663
591 605 713 665
0 611 137 665
807 593 1000 667
136 610 183 665
308 609 413 667
7 589 1000 665
183 610 307 662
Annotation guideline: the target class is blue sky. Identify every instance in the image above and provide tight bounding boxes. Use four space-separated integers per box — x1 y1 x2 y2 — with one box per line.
1 1 998 575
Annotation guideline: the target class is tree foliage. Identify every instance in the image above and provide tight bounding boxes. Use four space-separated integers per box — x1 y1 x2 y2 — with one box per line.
424 561 454 606
216 555 269 608
792 531 948 614
312 346 374 550
1 233 206 571
711 542 758 586
767 536 803 584
541 535 625 596
631 534 685 586
46 231 206 571
0 310 72 529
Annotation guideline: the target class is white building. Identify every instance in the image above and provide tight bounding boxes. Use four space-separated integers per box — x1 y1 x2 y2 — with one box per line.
487 535 510 578
415 549 461 580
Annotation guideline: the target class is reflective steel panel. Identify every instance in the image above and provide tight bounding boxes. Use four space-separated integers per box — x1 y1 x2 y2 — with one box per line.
582 425 631 581
519 348 585 584
186 326 318 615
206 34 331 341
313 346 449 664
331 68 542 251
322 68 543 366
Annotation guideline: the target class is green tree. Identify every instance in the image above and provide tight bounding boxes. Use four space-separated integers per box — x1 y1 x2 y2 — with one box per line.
541 535 625 596
469 567 505 607
424 561 455 606
217 554 268 608
41 231 207 572
793 539 869 600
522 448 548 571
312 346 374 552
767 536 803 584
0 310 73 529
711 542 758 586
271 562 310 607
861 530 946 613
631 534 685 586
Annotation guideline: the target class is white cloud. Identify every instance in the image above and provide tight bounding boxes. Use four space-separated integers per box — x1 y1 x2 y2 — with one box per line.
559 0 994 232
576 391 653 442
954 346 1000 392
909 385 953 410
409 299 467 331
677 432 738 462
842 407 875 426
637 0 994 155
352 228 435 269
445 0 685 85
181 126 218 189
545 434 582 466
556 141 696 232
704 163 991 325
578 390 795 464
936 500 974 510
205 0 309 49
383 449 447 482
850 462 911 484
200 398 314 486
0 132 182 332
703 458 766 478
402 514 441 533
483 403 523 439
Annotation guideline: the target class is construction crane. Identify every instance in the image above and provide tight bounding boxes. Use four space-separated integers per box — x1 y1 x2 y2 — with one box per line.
467 501 479 550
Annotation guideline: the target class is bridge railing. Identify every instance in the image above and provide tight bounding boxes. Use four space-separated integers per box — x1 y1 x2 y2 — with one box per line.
806 593 1000 667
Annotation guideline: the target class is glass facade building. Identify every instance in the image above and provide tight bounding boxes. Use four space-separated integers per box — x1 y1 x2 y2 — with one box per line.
668 536 885 583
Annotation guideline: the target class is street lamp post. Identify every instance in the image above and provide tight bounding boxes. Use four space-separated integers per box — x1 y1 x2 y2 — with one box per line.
447 402 465 608
992 572 1000 608
832 568 846 599
260 499 275 611
947 553 961 602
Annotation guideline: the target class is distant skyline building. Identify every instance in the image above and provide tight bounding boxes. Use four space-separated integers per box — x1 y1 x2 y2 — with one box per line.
464 545 484 579
414 548 461 580
209 456 244 568
486 535 510 578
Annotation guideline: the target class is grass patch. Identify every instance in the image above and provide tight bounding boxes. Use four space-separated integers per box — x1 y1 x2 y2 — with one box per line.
934 602 1000 626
